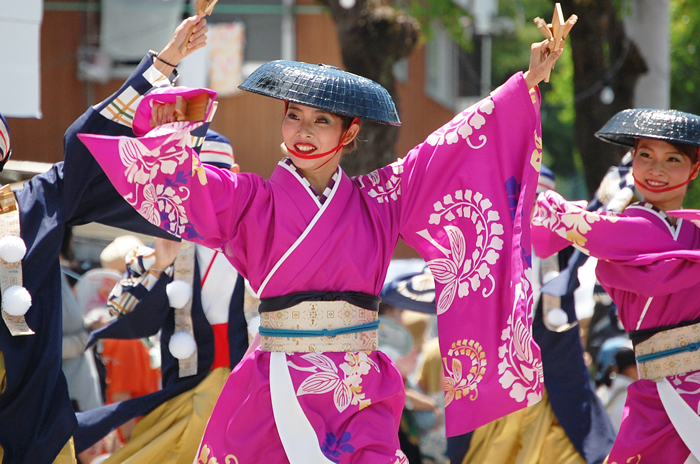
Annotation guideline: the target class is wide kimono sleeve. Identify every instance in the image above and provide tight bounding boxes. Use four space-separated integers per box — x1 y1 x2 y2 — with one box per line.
79 86 274 280
18 53 185 240
532 190 700 297
355 73 544 436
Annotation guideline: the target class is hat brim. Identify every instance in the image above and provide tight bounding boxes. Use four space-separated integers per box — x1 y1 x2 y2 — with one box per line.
596 108 700 148
239 60 401 126
381 270 436 314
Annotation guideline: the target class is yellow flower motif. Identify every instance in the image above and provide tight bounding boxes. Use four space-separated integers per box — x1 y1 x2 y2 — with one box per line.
192 155 208 186
443 339 487 407
559 209 619 249
197 444 238 464
604 455 641 464
530 132 543 170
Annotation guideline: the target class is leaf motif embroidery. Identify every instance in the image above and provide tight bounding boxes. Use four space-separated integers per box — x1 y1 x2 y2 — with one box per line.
289 352 378 413
333 381 353 413
297 372 341 396
446 225 466 268
301 353 338 373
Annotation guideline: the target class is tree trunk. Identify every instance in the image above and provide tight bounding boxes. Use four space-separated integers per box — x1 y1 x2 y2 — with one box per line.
559 0 647 195
318 0 421 176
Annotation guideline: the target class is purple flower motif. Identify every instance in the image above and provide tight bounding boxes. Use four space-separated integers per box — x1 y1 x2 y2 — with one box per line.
321 432 355 463
505 176 521 221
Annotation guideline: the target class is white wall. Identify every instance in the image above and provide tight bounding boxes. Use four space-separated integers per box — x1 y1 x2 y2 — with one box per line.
0 0 43 118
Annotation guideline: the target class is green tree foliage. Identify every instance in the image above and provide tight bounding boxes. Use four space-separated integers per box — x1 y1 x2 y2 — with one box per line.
491 1 582 198
670 0 700 208
402 0 473 50
670 0 700 115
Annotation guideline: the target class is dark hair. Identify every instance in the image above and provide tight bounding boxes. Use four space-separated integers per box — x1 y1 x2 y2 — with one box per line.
614 347 636 372
338 114 361 153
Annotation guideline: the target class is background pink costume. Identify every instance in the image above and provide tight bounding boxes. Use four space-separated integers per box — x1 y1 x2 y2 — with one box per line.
80 73 544 464
533 190 700 464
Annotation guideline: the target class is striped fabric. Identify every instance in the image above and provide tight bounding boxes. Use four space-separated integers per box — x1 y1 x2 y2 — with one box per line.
630 202 676 228
199 140 234 167
142 60 174 89
108 246 174 318
98 62 172 129
98 86 142 128
191 135 205 150
190 102 220 151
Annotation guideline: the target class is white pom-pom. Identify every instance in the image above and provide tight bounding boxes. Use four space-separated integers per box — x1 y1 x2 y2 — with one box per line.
169 332 196 359
166 280 192 308
546 308 569 328
2 285 32 316
0 236 27 263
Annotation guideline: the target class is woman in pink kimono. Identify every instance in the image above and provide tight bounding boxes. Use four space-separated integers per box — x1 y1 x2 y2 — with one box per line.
79 42 561 463
532 108 700 464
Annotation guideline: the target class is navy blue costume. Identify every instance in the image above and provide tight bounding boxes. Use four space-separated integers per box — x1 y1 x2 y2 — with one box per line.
0 53 190 464
74 260 248 452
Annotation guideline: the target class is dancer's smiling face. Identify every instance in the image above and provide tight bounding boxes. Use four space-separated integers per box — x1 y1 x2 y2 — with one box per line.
282 103 358 170
632 138 699 211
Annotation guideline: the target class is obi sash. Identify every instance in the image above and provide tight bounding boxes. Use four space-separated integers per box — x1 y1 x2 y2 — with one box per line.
258 291 379 353
633 319 700 381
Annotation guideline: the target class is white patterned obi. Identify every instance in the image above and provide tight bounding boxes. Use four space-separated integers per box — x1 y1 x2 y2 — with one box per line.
259 296 379 353
634 321 700 382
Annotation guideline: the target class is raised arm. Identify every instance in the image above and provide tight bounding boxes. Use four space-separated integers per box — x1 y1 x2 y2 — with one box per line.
45 16 211 234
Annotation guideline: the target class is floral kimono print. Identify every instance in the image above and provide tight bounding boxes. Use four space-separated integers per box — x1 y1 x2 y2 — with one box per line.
79 72 544 463
533 191 700 464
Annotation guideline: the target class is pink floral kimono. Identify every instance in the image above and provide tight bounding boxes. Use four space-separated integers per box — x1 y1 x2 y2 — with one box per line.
533 191 700 464
79 73 544 463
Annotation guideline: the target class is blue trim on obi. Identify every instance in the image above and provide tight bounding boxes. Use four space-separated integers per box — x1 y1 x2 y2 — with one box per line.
259 320 380 338
636 341 700 363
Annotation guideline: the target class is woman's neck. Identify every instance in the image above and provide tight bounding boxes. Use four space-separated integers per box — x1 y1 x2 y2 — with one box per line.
290 151 342 196
298 164 337 196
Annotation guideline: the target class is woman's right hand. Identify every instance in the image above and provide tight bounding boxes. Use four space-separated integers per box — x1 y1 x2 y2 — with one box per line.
154 15 209 76
523 39 563 89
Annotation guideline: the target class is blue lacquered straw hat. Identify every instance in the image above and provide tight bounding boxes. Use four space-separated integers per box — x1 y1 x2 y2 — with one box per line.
239 60 401 126
381 267 436 314
595 108 700 148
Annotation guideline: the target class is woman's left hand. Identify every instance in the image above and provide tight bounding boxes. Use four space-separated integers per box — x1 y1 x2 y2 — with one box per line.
150 101 178 128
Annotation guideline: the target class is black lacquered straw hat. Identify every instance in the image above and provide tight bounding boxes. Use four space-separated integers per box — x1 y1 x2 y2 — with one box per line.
381 267 436 314
595 108 700 148
239 60 401 126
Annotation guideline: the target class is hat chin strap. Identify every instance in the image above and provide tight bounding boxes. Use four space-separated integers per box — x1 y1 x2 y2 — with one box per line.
284 117 359 161
633 163 700 193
